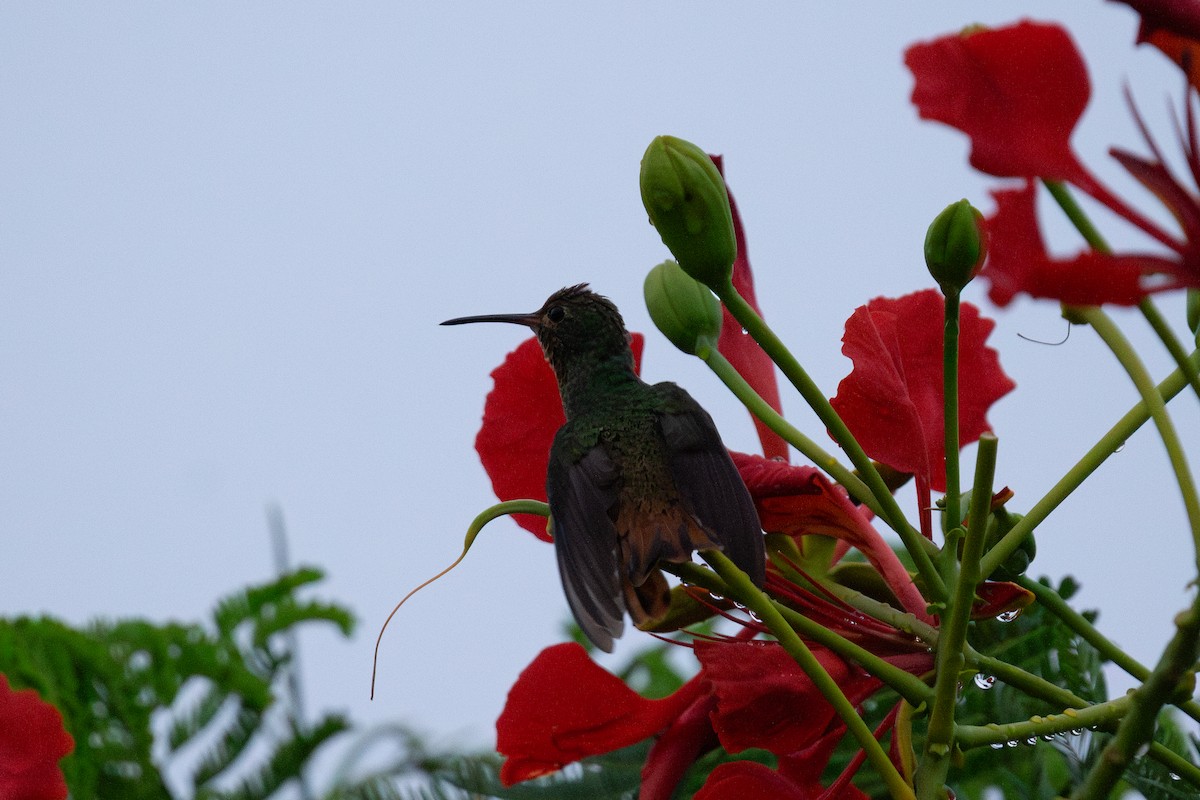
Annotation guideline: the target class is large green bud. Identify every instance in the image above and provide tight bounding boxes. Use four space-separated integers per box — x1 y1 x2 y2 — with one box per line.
639 135 737 290
924 198 987 294
644 260 723 356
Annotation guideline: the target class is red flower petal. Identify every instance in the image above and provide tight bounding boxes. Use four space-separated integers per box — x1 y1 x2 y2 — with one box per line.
1114 0 1200 42
906 21 1090 181
695 639 876 757
830 290 1015 493
475 334 644 540
973 580 1036 619
0 675 73 800
639 689 718 800
730 452 929 618
777 734 873 800
695 762 812 800
712 156 788 462
496 643 693 785
984 182 1176 306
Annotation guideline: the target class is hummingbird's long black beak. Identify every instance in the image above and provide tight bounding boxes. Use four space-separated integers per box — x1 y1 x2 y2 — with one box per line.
440 312 541 328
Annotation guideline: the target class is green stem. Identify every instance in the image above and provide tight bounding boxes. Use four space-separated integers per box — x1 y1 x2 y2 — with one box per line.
1043 180 1108 252
1015 576 1200 725
698 550 917 800
916 435 997 797
1077 308 1200 567
699 348 878 515
956 696 1130 749
714 278 946 600
826 582 1144 747
981 348 1200 578
1073 596 1200 799
1139 298 1200 404
942 290 962 534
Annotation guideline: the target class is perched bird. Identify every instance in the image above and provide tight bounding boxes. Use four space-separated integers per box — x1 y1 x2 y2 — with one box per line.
443 284 765 651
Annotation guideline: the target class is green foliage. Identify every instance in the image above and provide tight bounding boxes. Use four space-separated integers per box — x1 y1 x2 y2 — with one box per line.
0 567 354 800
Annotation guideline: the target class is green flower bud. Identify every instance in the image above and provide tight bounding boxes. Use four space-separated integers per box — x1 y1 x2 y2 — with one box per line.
644 259 722 355
980 506 1035 582
639 135 737 290
924 198 987 293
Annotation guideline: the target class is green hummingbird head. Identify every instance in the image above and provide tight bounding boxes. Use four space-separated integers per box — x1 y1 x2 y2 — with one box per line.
442 284 635 377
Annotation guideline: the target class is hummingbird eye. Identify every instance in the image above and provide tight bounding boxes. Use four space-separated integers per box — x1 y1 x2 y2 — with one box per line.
546 305 567 323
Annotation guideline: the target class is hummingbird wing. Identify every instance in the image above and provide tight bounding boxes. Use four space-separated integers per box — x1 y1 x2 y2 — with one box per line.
654 383 767 587
546 433 624 652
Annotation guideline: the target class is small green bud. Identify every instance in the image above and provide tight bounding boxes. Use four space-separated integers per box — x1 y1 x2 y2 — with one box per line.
644 260 722 355
986 509 1035 582
924 199 987 293
639 135 737 290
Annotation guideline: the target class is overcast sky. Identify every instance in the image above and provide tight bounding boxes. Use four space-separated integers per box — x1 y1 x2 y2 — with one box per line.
3 0 1198 781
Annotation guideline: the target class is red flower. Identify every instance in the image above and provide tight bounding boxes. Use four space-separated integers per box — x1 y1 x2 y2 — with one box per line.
906 21 1091 183
908 19 1199 306
497 636 930 796
0 675 73 800
830 290 1014 494
696 639 873 756
495 643 702 786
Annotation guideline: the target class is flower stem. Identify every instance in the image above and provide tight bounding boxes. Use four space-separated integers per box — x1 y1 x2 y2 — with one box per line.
1015 575 1200 724
956 695 1131 749
916 435 997 797
942 290 963 535
698 550 917 800
1076 307 1200 568
1139 297 1200 404
1042 179 1108 253
713 278 946 601
981 347 1200 578
1073 596 1200 799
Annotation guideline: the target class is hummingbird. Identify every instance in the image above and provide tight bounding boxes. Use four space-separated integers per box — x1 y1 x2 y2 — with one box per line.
442 284 765 652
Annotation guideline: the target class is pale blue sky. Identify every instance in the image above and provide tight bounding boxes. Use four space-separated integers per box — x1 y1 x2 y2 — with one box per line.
2 0 1197 773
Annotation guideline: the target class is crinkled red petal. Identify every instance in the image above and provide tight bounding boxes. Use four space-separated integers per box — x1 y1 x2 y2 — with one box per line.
830 290 1014 493
730 452 930 618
